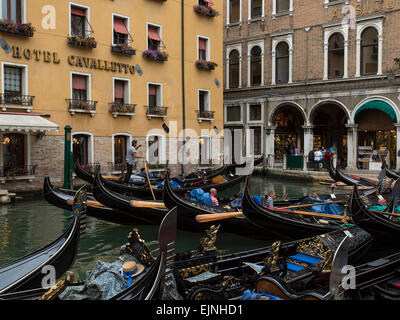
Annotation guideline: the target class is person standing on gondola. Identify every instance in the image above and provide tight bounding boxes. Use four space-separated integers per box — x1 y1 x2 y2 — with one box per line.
124 140 143 183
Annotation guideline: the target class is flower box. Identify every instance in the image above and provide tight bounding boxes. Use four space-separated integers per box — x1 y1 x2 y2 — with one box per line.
67 35 97 48
111 44 136 56
0 20 35 37
195 60 218 71
193 5 219 17
142 49 168 61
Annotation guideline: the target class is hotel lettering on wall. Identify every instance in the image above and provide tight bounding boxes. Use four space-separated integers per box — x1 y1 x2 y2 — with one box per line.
331 0 396 20
11 46 135 75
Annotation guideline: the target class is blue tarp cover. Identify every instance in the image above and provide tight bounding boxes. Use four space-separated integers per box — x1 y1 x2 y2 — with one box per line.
308 197 343 215
190 188 213 206
241 289 283 300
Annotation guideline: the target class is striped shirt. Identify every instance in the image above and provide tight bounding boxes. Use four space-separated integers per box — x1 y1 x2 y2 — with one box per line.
266 196 274 207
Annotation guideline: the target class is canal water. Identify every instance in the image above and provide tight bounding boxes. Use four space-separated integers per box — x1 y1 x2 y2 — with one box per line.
0 174 397 281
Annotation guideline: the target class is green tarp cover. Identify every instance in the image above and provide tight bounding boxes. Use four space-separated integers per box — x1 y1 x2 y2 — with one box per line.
355 100 397 121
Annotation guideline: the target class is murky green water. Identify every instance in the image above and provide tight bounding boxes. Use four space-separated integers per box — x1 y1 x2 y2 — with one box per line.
0 175 397 281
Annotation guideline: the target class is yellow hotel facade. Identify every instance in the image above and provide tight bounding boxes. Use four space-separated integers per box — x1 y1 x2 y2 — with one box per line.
0 0 223 192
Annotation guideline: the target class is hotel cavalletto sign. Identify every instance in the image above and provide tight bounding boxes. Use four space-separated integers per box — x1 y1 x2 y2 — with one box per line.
11 45 136 75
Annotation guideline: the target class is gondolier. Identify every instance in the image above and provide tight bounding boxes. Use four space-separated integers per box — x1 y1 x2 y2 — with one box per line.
124 140 143 184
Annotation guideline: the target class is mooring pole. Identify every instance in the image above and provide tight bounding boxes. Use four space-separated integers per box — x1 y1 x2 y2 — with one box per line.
63 125 72 189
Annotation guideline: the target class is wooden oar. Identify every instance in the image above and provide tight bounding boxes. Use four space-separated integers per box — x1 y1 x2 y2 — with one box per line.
195 208 351 223
67 198 104 207
130 200 166 209
279 200 345 210
369 209 400 218
143 160 156 201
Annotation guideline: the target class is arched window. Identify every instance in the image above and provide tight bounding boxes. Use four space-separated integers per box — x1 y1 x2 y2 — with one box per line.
229 50 240 88
250 46 262 86
146 134 166 165
328 33 344 79
276 42 289 84
113 135 129 165
361 27 378 76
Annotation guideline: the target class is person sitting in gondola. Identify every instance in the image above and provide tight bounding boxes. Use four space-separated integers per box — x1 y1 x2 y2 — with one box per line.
264 190 276 207
210 188 219 206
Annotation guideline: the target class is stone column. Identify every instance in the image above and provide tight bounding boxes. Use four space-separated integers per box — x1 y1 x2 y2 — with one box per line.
395 124 400 170
302 125 314 158
346 124 358 170
265 126 276 168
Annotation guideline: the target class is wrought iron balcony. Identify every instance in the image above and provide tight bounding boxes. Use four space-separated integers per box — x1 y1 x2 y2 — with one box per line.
108 162 126 173
110 102 136 118
0 165 37 178
197 110 215 123
0 93 34 111
145 105 168 119
67 99 97 116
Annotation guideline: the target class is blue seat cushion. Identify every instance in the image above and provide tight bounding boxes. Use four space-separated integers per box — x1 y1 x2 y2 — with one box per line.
289 253 322 265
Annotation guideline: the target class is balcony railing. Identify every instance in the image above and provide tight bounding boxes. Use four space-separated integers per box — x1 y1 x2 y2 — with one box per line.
66 99 97 116
145 105 168 119
110 102 136 118
0 93 34 111
0 20 35 37
67 35 97 48
0 165 37 178
197 110 215 123
77 162 100 174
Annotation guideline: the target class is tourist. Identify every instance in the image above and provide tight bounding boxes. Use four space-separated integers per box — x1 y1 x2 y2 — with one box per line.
314 149 323 163
124 140 143 183
210 188 219 206
324 149 333 162
321 146 326 158
264 190 276 207
308 148 315 162
329 145 336 154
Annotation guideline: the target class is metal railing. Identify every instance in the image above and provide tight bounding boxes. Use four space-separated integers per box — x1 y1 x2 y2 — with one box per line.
145 105 168 117
108 162 126 172
110 103 136 115
0 165 37 177
67 99 97 113
0 93 34 106
197 110 215 120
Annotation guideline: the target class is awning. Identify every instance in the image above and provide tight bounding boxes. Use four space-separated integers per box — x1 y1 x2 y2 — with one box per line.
114 18 129 35
148 26 161 41
355 100 397 121
0 114 59 132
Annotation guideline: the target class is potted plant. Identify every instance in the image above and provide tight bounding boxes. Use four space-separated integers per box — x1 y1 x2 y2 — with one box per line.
195 60 218 70
112 43 136 56
0 19 35 36
67 35 97 48
143 49 168 61
193 5 219 17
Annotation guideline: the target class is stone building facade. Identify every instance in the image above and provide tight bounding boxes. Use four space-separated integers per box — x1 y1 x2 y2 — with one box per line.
224 0 400 170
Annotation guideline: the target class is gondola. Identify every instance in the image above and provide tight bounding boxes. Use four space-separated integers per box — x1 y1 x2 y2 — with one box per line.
99 166 246 200
74 160 227 187
240 176 354 239
170 225 372 300
349 183 400 240
335 163 378 187
342 251 400 300
0 207 178 301
162 171 268 237
43 177 146 225
0 186 86 295
92 169 169 225
382 159 400 180
228 154 264 169
327 158 339 182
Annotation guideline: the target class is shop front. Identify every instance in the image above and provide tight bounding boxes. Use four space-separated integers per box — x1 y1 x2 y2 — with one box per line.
355 100 397 170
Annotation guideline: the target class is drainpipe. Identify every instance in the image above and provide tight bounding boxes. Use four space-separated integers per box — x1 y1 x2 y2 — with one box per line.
63 125 72 189
181 0 186 176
